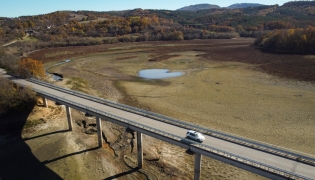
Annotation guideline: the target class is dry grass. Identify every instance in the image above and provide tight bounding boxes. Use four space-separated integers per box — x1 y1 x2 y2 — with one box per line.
44 51 75 58
65 77 89 93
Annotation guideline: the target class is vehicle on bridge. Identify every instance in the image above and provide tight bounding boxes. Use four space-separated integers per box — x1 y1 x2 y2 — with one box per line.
186 130 205 142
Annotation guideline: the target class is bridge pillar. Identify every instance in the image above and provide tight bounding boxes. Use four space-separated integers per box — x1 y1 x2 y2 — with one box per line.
194 153 202 180
137 132 143 168
96 117 103 148
42 97 48 108
66 106 73 131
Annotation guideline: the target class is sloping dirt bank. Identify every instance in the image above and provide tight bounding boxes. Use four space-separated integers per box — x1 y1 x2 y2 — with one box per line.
1 99 193 179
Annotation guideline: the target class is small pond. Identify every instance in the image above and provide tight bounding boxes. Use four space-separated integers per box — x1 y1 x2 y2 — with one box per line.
45 60 71 81
138 69 184 79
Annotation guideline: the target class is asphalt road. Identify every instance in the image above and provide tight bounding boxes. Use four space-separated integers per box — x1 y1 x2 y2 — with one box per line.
1 69 314 179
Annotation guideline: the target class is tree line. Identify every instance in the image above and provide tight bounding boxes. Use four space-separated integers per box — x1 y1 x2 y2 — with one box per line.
0 50 45 110
255 27 315 54
0 51 44 115
1 2 315 45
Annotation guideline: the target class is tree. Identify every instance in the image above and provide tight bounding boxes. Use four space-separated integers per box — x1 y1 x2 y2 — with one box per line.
18 58 45 78
0 54 19 72
27 20 35 28
174 30 184 40
140 17 150 29
0 46 4 56
132 26 139 33
22 22 29 28
152 15 160 25
0 77 35 115
0 27 4 37
255 27 315 54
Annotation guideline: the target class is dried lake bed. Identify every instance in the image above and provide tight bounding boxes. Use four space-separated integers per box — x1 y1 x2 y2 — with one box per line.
39 38 315 179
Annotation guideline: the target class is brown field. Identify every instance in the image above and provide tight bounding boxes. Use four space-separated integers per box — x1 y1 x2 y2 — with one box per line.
29 38 315 179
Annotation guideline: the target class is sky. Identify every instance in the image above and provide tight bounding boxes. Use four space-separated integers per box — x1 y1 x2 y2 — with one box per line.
0 0 290 18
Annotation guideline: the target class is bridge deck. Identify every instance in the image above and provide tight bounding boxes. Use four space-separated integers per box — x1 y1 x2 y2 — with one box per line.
1 70 314 179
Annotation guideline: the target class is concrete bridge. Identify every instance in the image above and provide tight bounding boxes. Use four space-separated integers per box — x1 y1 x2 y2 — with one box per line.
1 70 315 180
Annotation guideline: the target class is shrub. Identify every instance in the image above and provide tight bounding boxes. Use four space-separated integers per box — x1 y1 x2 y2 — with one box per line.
0 54 19 72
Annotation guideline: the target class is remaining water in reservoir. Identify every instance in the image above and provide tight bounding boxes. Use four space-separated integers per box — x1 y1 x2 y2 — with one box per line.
138 69 183 79
45 60 70 81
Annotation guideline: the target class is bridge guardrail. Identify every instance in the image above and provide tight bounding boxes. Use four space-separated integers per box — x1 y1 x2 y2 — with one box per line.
31 87 311 180
27 78 315 167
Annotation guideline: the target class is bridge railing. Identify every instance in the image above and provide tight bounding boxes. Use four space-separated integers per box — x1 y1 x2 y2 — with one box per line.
32 87 311 180
28 78 315 166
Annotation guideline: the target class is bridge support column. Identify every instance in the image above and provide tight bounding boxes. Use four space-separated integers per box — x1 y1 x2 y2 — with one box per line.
96 117 103 148
42 97 48 108
137 132 143 168
194 153 202 180
66 106 73 131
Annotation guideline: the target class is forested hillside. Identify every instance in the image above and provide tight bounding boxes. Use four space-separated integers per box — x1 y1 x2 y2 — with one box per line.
0 1 314 54
176 3 265 10
255 27 315 54
152 2 315 30
228 3 264 9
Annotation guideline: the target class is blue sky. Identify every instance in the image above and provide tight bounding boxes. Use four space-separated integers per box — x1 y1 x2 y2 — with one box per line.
1 0 289 17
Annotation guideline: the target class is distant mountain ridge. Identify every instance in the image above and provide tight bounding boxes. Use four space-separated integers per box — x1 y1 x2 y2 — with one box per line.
177 3 265 11
177 4 220 11
228 3 265 9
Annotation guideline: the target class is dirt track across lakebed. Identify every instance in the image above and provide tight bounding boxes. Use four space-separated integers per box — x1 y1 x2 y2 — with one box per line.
27 38 315 179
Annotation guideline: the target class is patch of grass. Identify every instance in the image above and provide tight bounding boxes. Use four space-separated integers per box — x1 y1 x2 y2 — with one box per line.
66 77 89 93
45 51 75 58
65 80 73 85
21 36 38 42
24 118 46 129
78 18 108 24
108 44 153 50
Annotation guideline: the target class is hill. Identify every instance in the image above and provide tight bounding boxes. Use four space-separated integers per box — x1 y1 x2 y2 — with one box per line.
177 4 220 11
228 3 265 9
1 1 315 47
151 2 315 29
177 3 266 11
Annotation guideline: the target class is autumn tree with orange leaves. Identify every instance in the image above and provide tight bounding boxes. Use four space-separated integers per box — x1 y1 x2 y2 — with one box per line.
18 58 45 78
